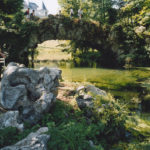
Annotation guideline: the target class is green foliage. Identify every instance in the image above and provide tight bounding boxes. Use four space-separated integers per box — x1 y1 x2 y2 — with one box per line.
0 124 40 148
40 100 104 150
0 127 18 147
119 0 150 49
62 39 118 68
90 93 129 143
58 0 121 24
58 0 150 68
0 0 23 14
110 23 150 67
142 94 150 112
0 97 149 149
12 12 24 29
58 0 80 18
0 0 40 67
40 98 132 149
0 12 38 66
47 121 102 150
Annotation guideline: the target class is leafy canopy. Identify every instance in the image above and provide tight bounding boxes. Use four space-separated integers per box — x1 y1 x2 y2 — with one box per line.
0 0 23 14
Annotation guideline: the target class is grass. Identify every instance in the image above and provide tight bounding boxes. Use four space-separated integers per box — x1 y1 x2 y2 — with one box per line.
0 81 150 149
45 100 104 150
126 114 150 138
36 40 71 61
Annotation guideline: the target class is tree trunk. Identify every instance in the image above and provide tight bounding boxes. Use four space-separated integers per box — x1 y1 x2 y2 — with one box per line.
31 48 35 68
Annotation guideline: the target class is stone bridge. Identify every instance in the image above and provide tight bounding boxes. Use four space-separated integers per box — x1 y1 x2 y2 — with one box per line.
0 15 114 66
28 15 110 51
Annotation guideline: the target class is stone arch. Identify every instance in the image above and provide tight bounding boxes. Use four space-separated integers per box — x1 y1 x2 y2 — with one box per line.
27 15 108 52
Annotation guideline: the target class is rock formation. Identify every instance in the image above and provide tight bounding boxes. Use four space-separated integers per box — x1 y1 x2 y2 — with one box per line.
76 85 107 109
0 62 61 127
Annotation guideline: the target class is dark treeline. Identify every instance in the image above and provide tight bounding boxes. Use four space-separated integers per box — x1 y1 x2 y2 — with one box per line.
58 0 150 68
0 0 38 69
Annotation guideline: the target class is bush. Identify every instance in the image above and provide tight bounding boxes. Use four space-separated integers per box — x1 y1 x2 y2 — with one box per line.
40 98 130 149
47 121 104 150
40 100 104 150
91 94 129 143
0 127 18 148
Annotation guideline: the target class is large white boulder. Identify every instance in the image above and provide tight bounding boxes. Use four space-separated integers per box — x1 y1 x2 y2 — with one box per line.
0 62 61 124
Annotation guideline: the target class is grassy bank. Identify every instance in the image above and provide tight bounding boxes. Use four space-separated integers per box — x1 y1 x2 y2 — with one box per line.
36 40 71 61
1 81 150 149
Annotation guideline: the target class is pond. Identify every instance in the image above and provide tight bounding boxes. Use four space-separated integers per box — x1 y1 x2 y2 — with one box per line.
35 40 150 111
35 60 150 110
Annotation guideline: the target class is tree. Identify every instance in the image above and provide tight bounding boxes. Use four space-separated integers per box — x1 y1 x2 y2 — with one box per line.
0 0 23 14
0 0 39 68
58 0 120 24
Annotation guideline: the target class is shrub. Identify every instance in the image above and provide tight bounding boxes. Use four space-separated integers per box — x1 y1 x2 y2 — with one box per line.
91 93 129 143
0 127 18 148
41 100 104 150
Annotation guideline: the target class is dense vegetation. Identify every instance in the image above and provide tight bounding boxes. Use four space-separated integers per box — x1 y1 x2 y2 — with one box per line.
0 0 38 68
0 0 149 68
0 0 150 149
58 0 150 68
1 91 150 149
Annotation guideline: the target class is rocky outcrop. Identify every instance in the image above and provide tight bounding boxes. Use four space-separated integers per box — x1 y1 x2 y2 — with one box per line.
76 85 107 110
1 127 50 150
0 62 61 126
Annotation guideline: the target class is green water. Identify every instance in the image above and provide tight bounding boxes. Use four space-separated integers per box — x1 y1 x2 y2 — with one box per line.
35 61 150 107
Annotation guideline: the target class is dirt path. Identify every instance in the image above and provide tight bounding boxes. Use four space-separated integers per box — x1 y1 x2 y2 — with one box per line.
57 81 79 102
